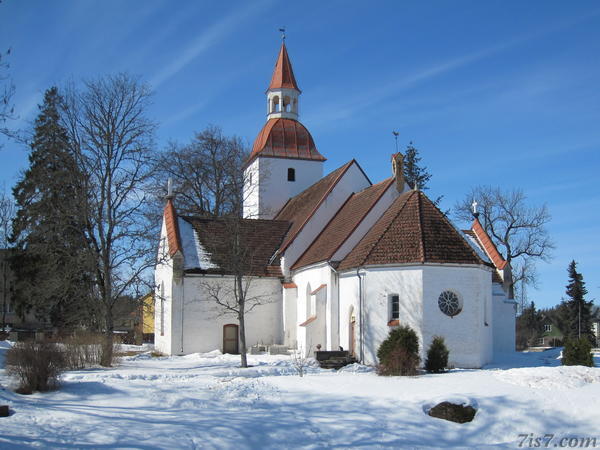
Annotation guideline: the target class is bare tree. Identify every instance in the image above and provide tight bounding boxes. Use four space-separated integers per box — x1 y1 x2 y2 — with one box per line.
152 125 247 217
454 186 554 307
0 189 14 331
62 74 157 366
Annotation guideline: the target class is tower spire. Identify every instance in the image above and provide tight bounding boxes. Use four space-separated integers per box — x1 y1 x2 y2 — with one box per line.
266 40 301 120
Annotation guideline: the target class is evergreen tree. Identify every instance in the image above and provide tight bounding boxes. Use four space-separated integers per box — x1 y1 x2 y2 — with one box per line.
556 260 593 343
516 301 544 349
403 142 431 190
10 87 93 329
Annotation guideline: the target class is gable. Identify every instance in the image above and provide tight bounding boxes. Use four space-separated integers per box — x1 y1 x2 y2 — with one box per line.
275 160 368 253
291 177 394 270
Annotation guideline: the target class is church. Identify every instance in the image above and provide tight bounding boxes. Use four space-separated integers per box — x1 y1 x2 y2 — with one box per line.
154 42 516 368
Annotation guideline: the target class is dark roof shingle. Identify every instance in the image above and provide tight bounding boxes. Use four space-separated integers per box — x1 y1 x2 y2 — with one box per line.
182 217 290 277
292 177 394 270
339 190 487 270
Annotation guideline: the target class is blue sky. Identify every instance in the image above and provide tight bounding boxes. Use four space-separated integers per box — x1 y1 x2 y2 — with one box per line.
1 0 599 309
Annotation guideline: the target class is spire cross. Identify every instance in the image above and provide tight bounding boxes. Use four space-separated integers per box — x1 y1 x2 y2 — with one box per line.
471 199 479 218
279 27 286 41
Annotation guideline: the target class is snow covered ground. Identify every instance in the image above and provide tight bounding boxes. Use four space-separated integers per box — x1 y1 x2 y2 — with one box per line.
1 342 599 449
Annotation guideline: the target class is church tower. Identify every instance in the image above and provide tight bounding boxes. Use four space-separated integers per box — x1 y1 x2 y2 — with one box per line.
243 41 326 219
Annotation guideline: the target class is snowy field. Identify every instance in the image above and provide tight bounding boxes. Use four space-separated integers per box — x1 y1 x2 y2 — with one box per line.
1 342 600 449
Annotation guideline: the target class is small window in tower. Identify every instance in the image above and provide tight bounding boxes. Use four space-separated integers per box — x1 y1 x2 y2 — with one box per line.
287 168 296 182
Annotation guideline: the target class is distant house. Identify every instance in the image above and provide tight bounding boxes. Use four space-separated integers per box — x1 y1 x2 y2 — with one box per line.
538 323 563 347
137 292 154 343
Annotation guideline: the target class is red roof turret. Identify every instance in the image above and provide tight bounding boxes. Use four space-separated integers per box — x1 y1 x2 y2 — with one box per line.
268 42 300 92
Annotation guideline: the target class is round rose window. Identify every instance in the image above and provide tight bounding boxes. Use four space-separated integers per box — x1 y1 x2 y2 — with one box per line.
438 291 461 317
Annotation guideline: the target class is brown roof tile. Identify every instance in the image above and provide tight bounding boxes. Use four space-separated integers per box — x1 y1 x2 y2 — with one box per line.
275 160 356 253
471 218 508 270
291 177 394 270
183 217 290 277
339 190 487 270
163 199 181 257
247 118 325 166
268 42 300 92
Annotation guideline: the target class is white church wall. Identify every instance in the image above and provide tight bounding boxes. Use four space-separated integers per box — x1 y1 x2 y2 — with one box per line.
492 284 517 354
338 274 359 355
421 265 493 368
282 163 371 274
282 285 298 348
359 267 424 365
245 157 324 219
243 158 261 219
332 183 398 262
166 275 283 355
154 221 176 355
292 263 335 353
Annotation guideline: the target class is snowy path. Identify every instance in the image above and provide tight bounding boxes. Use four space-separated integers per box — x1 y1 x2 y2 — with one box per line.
1 345 599 449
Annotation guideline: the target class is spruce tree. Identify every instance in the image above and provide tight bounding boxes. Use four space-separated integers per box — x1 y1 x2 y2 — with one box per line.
403 142 432 190
556 260 593 343
10 87 93 329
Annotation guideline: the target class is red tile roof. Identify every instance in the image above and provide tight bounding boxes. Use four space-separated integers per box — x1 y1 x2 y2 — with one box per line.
182 217 290 277
163 199 181 257
275 160 356 253
291 177 394 270
268 42 300 92
471 218 508 270
339 190 487 270
282 282 297 289
247 118 326 166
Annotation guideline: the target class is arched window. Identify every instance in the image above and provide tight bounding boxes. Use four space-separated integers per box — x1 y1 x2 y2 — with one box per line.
287 168 296 182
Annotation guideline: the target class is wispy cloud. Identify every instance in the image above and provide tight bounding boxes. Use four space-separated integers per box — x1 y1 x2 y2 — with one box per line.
150 1 272 88
305 8 600 128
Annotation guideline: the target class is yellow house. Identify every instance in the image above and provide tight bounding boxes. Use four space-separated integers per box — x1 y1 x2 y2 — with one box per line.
137 292 154 342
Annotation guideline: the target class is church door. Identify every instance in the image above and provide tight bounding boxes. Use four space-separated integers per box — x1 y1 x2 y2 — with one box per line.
223 324 239 354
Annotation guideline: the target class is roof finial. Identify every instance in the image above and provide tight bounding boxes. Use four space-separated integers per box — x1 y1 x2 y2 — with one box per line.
471 199 479 219
279 27 286 41
392 131 399 154
166 177 174 200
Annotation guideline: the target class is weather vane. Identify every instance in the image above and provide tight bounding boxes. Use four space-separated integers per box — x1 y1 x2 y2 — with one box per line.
392 131 399 153
279 27 286 41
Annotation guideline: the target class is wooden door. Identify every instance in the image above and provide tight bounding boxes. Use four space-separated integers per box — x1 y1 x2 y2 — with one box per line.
223 324 239 354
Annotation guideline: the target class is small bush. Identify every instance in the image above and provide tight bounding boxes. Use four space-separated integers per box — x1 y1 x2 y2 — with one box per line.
6 341 66 393
425 336 449 373
62 332 105 369
562 338 594 367
377 325 420 376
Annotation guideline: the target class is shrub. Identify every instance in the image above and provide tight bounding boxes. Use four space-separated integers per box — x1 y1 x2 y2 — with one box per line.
425 336 449 373
5 341 66 394
62 332 105 369
377 325 420 376
562 338 594 367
